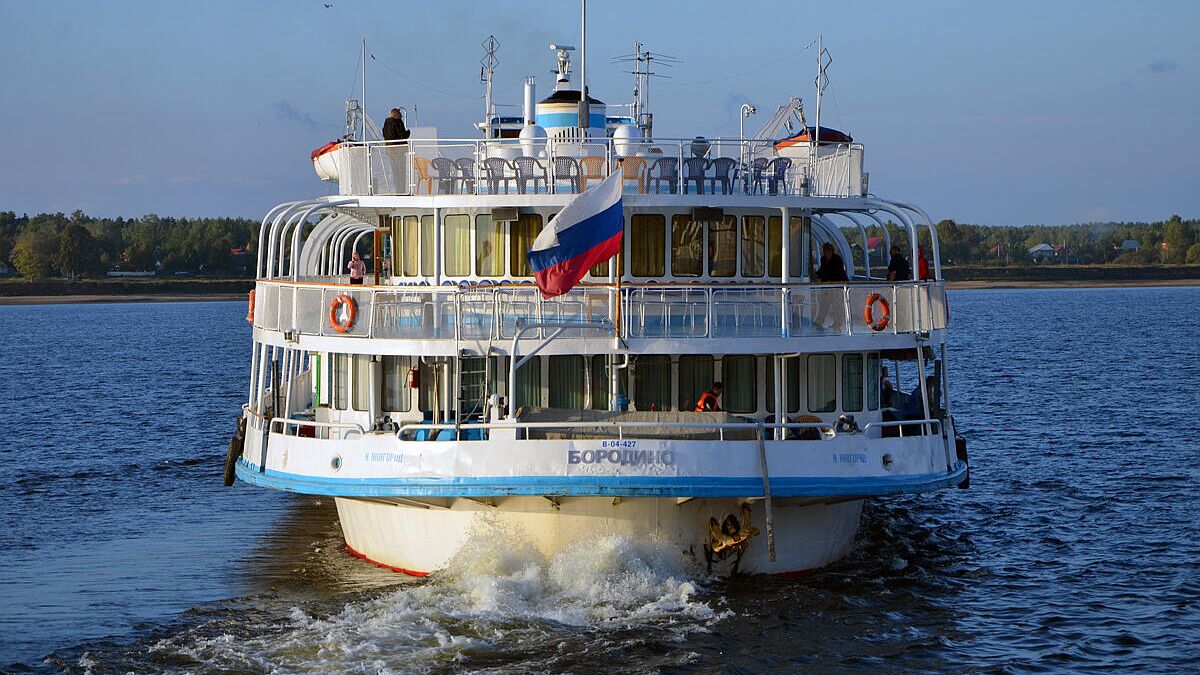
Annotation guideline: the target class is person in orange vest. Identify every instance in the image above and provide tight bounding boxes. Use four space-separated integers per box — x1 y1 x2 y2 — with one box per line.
695 382 724 412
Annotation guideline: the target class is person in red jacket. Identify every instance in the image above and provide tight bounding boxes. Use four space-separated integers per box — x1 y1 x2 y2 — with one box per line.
917 245 933 281
695 382 723 412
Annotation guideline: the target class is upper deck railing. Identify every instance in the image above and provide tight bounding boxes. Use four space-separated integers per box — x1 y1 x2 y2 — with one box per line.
325 137 866 199
251 279 946 343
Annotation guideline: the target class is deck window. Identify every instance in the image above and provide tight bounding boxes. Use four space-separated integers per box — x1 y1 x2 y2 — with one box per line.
332 353 349 410
842 354 864 412
671 215 703 277
768 216 782 277
741 216 766 277
509 214 541 277
352 355 373 411
631 214 665 277
766 216 806 278
807 354 836 413
512 355 542 408
420 214 435 276
764 356 801 414
549 355 586 409
590 354 625 410
444 214 470 276
400 216 420 276
721 355 757 413
866 353 881 411
708 216 737 277
475 214 503 277
382 355 412 412
678 355 715 412
633 354 671 411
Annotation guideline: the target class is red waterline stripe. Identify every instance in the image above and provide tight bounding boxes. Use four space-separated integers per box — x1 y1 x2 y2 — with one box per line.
344 542 429 577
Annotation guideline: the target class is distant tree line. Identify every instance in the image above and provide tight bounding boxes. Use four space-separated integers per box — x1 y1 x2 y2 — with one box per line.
1 210 259 280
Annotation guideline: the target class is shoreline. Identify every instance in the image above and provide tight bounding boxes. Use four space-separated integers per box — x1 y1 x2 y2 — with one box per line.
2 279 1196 306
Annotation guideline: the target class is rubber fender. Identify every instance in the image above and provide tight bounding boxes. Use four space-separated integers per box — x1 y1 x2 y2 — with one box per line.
955 436 970 489
224 417 247 487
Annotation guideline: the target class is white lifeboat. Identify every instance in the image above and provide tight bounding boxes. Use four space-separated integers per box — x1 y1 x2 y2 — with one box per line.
311 139 346 182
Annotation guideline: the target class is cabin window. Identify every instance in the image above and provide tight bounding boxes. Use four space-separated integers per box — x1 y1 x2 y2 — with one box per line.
549 355 586 409
511 355 542 408
767 216 782 277
741 216 766 277
400 216 420 276
444 214 471 276
475 214 503 277
764 356 801 414
866 353 881 410
722 355 757 413
671 215 703 277
420 214 435 276
332 353 349 410
707 216 737 277
509 214 541 277
352 355 373 411
589 354 624 410
382 355 412 412
842 354 864 412
633 354 671 411
417 359 437 412
807 354 836 413
766 216 806 278
630 214 665 277
678 355 714 412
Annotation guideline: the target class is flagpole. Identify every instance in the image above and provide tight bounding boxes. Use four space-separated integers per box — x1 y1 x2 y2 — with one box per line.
614 251 622 339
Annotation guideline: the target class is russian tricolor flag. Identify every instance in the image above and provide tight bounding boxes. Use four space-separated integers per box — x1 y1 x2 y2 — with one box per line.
527 170 624 298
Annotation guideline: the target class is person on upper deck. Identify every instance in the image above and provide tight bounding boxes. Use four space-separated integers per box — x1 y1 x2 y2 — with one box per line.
348 251 366 285
695 382 723 412
917 245 933 281
383 108 410 142
887 245 911 282
814 243 849 283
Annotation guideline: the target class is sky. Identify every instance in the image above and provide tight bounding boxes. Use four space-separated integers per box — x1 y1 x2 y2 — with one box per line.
1 0 1197 226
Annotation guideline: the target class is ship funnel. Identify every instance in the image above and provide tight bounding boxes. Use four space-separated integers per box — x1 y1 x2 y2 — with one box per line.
523 77 536 125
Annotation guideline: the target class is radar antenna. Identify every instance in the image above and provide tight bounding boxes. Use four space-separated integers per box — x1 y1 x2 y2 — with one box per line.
480 35 500 138
611 43 678 137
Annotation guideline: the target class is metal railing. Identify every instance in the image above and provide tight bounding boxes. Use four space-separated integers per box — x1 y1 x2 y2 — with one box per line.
395 419 837 442
321 137 866 199
252 280 948 341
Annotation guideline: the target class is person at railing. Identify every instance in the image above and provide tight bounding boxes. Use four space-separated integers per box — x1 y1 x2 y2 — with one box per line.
813 243 849 330
917 245 933 281
348 251 366 285
887 245 912 282
694 382 723 412
383 108 410 142
381 108 410 194
880 366 897 408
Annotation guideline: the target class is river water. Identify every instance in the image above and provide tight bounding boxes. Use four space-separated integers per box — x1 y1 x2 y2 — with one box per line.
1 287 1198 673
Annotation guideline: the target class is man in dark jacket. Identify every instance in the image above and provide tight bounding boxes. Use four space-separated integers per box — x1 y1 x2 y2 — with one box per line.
813 243 849 330
887 245 911 281
381 108 410 193
382 108 410 142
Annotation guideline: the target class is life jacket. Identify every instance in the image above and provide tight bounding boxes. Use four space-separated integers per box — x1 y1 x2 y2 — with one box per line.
695 391 719 412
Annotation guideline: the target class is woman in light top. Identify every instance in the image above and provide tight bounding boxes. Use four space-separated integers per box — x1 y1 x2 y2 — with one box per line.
348 251 366 285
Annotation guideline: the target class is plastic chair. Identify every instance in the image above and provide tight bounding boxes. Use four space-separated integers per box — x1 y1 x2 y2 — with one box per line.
483 157 514 194
749 157 769 194
413 157 433 194
618 156 647 194
513 156 548 194
683 157 708 195
431 157 458 194
580 155 608 191
766 157 792 195
553 156 582 193
647 157 679 194
454 157 476 194
708 157 737 195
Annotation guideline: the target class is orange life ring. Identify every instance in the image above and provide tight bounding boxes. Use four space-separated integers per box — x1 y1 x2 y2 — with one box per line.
864 292 890 331
329 294 357 333
245 289 255 324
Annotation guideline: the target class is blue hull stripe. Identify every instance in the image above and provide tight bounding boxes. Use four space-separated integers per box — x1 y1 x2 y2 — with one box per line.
235 459 968 499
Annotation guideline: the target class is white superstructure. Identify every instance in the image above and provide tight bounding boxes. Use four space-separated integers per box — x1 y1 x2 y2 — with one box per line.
229 30 968 577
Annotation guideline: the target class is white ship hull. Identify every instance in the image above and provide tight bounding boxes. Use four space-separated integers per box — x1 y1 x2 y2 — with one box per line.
335 495 863 577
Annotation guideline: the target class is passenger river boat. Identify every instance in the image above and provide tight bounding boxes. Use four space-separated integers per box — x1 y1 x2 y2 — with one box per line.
228 32 968 576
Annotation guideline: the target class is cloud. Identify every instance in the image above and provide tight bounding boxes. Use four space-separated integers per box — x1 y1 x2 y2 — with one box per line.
271 100 319 129
111 176 147 185
1147 58 1178 74
168 176 201 184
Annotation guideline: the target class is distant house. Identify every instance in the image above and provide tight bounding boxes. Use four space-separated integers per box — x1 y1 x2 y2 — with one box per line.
1117 239 1140 252
1028 243 1055 260
988 243 1007 257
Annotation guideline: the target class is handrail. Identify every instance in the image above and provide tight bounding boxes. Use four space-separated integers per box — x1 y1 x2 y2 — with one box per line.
270 417 366 437
397 419 839 442
862 419 942 438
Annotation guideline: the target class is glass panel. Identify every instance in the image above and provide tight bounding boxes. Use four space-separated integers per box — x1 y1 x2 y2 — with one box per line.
807 354 836 413
509 214 541 277
866 353 880 411
671 215 703 277
402 216 419 276
333 353 348 410
631 214 665 277
843 354 864 412
444 214 471 276
516 355 541 407
382 355 411 412
764 357 801 413
474 214 503 276
417 359 437 412
549 355 586 409
722 355 757 413
768 216 782 277
678 355 714 412
741 216 765 277
590 354 610 410
790 216 806 278
633 354 671 411
352 355 372 411
420 214 435 276
708 216 737 277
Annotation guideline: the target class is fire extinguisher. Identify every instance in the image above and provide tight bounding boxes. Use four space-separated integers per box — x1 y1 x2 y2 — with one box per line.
407 367 419 389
